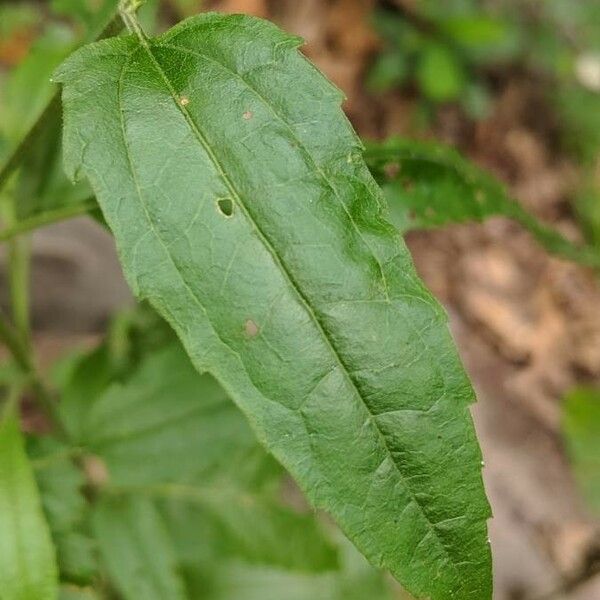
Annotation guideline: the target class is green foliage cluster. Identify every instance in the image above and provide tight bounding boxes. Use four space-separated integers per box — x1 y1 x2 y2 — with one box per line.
365 138 600 269
2 301 400 599
369 0 600 111
368 4 514 116
368 0 600 249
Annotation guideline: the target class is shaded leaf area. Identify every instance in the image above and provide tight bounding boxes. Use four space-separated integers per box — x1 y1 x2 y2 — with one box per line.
365 138 600 269
32 334 341 599
56 13 491 599
0 23 89 223
29 436 97 585
0 410 58 600
0 1 119 223
0 24 72 151
563 388 600 515
12 114 93 222
197 537 394 600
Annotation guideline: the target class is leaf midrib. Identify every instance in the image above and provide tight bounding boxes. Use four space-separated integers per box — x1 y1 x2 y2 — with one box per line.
119 35 465 584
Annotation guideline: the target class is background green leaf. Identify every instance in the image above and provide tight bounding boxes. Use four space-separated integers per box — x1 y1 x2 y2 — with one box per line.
93 495 187 600
73 343 337 573
416 43 465 102
0 412 58 600
30 438 97 585
201 538 395 600
365 137 600 269
37 332 339 597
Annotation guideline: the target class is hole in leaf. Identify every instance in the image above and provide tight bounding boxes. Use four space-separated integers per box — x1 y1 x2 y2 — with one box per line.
217 198 234 217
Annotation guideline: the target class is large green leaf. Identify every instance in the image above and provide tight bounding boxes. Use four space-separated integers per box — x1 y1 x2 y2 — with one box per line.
0 412 58 600
55 14 491 599
365 138 600 269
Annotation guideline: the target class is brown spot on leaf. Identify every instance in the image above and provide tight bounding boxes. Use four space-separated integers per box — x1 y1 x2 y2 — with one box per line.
402 178 414 192
245 319 259 337
83 455 109 489
384 162 401 180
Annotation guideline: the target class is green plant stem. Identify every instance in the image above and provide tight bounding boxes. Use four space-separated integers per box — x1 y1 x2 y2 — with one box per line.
119 0 148 41
1 190 32 345
0 199 97 243
8 236 31 349
0 312 66 438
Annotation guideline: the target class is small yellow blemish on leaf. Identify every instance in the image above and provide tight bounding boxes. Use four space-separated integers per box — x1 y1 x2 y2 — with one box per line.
82 455 109 488
245 319 259 337
180 96 190 106
242 111 253 120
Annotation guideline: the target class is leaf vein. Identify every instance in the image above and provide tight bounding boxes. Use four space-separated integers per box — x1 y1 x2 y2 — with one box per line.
131 39 462 575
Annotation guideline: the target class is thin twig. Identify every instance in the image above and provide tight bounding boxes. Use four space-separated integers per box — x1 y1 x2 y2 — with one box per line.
382 0 441 37
119 0 149 42
0 311 66 438
0 198 97 242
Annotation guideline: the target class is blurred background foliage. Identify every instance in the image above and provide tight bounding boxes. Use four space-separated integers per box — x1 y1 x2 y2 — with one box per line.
1 1 600 599
368 0 600 249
